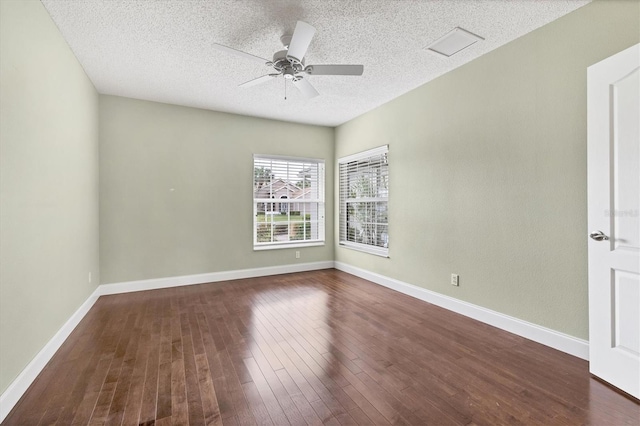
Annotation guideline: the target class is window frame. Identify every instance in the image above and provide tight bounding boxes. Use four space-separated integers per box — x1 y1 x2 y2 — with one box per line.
338 145 389 257
253 154 325 250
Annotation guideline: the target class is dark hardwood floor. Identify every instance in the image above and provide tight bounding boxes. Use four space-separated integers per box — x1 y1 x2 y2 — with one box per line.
4 269 639 425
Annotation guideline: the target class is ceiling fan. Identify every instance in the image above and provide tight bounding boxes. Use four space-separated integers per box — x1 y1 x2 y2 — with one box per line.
213 21 364 99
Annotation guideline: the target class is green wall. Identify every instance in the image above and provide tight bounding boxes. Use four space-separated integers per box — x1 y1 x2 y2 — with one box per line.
334 0 640 340
0 0 100 393
99 95 335 284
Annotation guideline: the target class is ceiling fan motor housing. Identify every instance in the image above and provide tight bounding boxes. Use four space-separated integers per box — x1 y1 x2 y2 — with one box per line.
272 50 305 75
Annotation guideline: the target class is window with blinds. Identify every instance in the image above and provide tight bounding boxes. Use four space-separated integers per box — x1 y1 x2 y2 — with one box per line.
253 155 325 250
339 146 389 257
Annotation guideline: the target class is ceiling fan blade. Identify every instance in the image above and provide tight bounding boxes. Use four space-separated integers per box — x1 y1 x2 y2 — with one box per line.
239 74 278 87
292 77 319 98
213 43 270 65
286 21 316 63
305 64 364 76
304 65 364 75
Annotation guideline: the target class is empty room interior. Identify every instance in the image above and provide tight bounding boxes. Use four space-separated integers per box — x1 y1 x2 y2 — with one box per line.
1 0 639 424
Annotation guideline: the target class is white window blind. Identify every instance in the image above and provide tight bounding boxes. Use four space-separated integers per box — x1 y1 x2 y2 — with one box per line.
339 146 389 257
253 155 325 250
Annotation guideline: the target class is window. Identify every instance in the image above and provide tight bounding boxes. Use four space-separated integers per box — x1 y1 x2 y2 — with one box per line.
339 146 389 257
254 155 325 250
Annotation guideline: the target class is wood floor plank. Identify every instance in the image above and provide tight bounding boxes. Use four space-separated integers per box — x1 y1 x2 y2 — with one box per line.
240 314 284 371
242 357 291 425
181 312 206 426
334 410 358 426
221 415 239 426
70 356 115 425
194 353 223 425
105 304 151 425
346 406 377 426
271 346 321 404
289 392 324 425
241 380 275 426
340 384 390 425
197 313 225 379
88 310 140 424
309 398 335 424
120 299 156 425
136 302 164 424
170 312 189 426
277 340 350 418
156 358 173 421
88 380 117 424
244 337 306 425
214 346 256 423
4 269 639 426
48 310 113 425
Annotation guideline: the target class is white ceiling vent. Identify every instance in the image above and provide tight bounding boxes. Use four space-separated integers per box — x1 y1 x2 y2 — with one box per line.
426 27 484 57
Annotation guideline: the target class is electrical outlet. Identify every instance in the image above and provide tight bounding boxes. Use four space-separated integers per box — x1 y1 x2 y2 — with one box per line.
295 251 300 259
451 273 459 286
88 272 92 283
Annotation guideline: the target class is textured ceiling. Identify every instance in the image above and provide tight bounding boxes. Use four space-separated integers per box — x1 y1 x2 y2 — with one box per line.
41 0 590 127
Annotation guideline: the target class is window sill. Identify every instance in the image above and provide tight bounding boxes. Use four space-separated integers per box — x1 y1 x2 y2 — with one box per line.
339 241 389 258
254 241 325 251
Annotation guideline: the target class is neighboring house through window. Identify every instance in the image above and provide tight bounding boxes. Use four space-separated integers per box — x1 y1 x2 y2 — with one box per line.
254 155 325 249
280 196 289 214
339 146 389 257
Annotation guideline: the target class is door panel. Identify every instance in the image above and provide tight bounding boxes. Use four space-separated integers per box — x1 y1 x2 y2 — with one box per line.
587 43 640 399
613 271 639 356
612 69 640 250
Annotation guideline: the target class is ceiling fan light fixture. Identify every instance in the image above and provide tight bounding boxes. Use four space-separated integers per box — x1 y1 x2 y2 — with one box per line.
426 27 483 57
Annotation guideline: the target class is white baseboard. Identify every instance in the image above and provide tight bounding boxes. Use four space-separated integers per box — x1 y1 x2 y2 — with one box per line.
0 261 334 422
0 286 101 422
99 261 335 295
334 261 589 360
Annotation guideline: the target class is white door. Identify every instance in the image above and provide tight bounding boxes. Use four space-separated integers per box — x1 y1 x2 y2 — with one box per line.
587 43 640 399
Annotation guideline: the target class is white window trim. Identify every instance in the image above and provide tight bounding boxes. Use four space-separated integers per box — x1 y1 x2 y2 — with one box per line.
338 145 389 258
340 241 389 258
254 241 325 251
338 145 389 163
253 154 325 250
